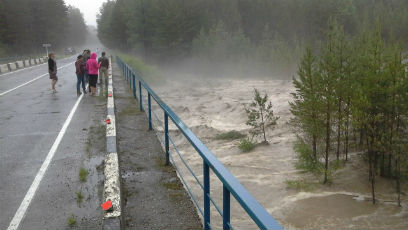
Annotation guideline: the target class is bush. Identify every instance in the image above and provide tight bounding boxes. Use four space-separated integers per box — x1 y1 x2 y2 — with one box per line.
238 139 256 152
67 214 76 227
285 179 314 191
294 137 324 174
215 130 246 140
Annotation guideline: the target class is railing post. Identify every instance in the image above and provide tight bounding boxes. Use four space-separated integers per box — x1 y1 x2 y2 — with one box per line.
148 93 152 130
132 74 136 99
164 112 170 165
128 68 131 87
126 66 128 81
204 161 211 230
223 185 231 230
125 65 128 81
139 81 143 111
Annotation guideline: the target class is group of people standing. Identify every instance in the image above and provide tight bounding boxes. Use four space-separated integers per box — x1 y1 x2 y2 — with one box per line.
48 49 110 96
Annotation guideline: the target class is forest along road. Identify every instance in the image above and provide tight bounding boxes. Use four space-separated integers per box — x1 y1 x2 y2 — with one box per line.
0 56 106 230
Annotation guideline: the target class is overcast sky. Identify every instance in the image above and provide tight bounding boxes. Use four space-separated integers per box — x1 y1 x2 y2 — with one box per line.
64 0 108 26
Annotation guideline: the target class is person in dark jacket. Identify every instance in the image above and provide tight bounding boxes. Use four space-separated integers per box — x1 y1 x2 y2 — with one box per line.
98 52 109 86
75 55 86 95
48 52 58 93
83 49 91 93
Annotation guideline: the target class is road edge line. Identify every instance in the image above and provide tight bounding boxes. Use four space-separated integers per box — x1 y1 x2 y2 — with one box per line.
103 56 122 230
6 85 86 230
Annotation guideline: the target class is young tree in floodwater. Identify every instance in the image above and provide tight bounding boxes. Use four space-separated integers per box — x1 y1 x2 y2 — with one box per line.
318 18 344 184
245 89 279 143
352 27 386 204
290 47 324 164
382 42 408 206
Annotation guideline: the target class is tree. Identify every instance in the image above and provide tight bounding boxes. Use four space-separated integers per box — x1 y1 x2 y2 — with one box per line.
318 18 343 184
245 88 279 143
290 47 323 162
66 6 87 47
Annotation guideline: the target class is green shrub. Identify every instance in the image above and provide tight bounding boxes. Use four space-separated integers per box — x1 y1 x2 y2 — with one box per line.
76 191 83 205
215 130 246 140
238 139 256 152
285 179 314 191
67 214 76 227
294 137 324 174
79 168 88 182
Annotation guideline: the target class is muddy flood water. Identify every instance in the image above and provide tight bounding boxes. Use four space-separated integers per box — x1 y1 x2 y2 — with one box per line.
144 77 407 230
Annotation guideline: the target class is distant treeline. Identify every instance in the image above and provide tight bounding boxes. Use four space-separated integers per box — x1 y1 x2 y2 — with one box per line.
97 0 408 75
0 0 87 57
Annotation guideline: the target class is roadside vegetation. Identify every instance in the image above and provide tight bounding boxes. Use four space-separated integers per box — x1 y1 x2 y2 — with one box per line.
79 168 88 182
76 191 83 206
67 214 76 227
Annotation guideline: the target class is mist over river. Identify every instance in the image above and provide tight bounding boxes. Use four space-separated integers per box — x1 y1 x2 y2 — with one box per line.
146 77 407 230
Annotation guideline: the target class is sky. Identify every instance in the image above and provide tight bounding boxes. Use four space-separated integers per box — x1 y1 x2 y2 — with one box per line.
64 0 109 26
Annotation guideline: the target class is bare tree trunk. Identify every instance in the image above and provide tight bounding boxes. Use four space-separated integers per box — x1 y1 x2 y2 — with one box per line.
336 98 342 160
324 102 331 184
396 157 401 207
360 127 364 149
380 152 385 177
368 144 376 204
313 134 317 161
344 100 350 161
260 107 266 143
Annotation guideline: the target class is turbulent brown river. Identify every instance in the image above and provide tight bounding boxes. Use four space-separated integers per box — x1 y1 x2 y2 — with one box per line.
146 77 407 230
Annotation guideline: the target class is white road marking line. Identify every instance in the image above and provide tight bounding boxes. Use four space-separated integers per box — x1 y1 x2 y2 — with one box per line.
7 84 87 230
0 62 74 96
0 55 75 77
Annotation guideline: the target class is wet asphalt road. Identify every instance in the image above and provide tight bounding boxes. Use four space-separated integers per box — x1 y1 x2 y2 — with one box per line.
0 56 104 230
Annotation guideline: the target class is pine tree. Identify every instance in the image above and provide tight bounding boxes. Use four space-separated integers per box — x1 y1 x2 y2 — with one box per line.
318 18 342 184
245 88 279 143
290 47 323 162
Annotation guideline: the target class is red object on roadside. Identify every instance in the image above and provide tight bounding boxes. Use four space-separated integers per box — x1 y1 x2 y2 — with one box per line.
105 119 111 124
101 200 113 211
108 93 113 97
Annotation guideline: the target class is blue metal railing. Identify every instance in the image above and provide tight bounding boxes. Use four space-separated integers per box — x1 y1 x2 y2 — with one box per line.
116 56 283 230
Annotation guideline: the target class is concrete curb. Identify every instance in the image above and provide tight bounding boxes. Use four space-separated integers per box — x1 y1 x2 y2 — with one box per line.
103 56 122 230
0 56 48 74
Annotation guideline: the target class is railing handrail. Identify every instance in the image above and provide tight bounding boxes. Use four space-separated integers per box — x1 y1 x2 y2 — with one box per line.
116 56 283 230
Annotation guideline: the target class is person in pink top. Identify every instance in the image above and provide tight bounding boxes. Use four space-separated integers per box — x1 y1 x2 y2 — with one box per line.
86 52 100 95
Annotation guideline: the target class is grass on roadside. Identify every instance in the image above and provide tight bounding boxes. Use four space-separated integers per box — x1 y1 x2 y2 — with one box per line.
67 214 76 227
76 191 83 205
215 130 246 140
79 168 88 182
